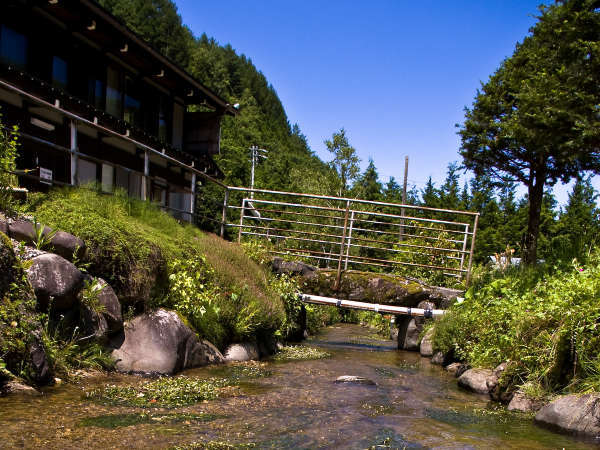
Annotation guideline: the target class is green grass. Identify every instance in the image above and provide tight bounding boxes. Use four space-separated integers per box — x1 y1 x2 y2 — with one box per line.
25 187 288 349
432 251 600 398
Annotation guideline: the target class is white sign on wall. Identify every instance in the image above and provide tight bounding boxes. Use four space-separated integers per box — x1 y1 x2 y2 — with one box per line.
39 167 52 185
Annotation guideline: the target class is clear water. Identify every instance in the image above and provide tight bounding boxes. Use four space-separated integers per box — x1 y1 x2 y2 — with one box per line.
0 324 596 449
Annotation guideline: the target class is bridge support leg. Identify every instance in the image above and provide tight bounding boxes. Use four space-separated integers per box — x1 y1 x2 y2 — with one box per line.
300 304 307 339
396 315 413 350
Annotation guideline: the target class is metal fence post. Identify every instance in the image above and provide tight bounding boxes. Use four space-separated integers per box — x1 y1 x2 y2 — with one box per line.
237 197 246 243
465 213 479 287
334 200 351 291
459 223 469 272
344 210 355 270
221 188 229 238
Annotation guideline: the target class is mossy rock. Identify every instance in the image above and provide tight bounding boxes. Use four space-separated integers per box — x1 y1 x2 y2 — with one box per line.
302 270 429 306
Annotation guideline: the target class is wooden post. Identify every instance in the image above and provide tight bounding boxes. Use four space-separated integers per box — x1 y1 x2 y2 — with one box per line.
220 188 229 238
465 213 479 287
334 200 351 291
141 149 149 201
69 120 78 185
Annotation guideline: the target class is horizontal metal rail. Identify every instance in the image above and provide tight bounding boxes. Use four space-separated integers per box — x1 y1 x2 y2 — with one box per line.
228 190 479 286
228 186 478 216
300 294 446 317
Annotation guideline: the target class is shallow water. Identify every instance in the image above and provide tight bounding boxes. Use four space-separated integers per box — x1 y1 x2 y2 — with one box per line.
0 324 597 449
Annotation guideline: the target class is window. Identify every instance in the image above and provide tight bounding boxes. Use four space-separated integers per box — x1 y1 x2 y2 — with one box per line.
158 95 171 143
101 163 114 193
52 56 68 89
106 66 122 118
124 76 141 126
0 25 27 68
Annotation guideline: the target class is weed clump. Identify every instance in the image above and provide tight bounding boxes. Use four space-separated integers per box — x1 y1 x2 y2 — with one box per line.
87 376 229 408
271 345 330 362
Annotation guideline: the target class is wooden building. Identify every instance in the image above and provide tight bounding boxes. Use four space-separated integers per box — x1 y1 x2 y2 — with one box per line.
0 0 237 220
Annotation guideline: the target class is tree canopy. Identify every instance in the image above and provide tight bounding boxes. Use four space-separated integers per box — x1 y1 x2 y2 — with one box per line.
459 0 600 264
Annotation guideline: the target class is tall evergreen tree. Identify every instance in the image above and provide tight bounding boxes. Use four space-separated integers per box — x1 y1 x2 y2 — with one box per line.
553 176 600 259
459 0 600 264
352 159 382 201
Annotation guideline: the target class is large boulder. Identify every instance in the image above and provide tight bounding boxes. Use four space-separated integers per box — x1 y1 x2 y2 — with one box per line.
79 277 123 341
26 253 85 311
302 270 429 306
457 368 494 395
8 220 85 261
535 394 600 438
48 231 86 261
224 342 260 362
111 309 224 374
272 258 316 277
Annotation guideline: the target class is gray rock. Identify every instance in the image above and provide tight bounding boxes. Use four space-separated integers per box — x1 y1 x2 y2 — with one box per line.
224 342 260 362
29 333 52 385
111 309 224 374
26 253 85 311
0 217 7 235
508 391 543 412
431 352 445 365
487 362 512 403
80 277 123 341
272 257 316 277
335 375 376 385
457 368 494 395
425 286 463 309
535 393 600 438
8 220 85 261
9 219 50 244
446 362 462 375
49 231 86 261
0 380 40 396
419 328 434 357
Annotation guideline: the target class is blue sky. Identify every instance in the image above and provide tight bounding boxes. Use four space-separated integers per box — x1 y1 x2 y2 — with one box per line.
175 0 598 206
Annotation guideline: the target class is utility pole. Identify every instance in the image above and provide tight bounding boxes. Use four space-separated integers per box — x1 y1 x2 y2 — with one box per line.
400 156 409 241
250 145 268 199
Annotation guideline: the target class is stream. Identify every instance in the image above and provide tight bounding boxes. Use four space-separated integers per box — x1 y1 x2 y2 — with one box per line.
0 323 596 449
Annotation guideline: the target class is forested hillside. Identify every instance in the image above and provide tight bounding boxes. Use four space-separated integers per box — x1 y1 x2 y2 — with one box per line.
96 0 600 265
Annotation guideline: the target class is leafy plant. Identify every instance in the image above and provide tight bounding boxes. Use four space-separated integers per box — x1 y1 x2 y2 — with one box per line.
30 219 57 250
80 278 106 314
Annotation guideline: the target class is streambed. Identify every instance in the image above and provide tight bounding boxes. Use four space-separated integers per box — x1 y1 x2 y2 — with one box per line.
0 324 595 449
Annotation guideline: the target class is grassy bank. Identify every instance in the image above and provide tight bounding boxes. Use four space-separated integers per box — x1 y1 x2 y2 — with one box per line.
432 252 600 399
25 187 290 350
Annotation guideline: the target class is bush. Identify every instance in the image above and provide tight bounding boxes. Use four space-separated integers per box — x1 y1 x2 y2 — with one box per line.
0 114 19 216
432 252 600 396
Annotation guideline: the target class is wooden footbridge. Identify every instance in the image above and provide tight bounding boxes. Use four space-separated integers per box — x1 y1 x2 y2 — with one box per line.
298 293 447 317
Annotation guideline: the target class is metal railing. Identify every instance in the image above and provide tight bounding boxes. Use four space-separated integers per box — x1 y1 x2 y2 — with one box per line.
222 187 479 286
